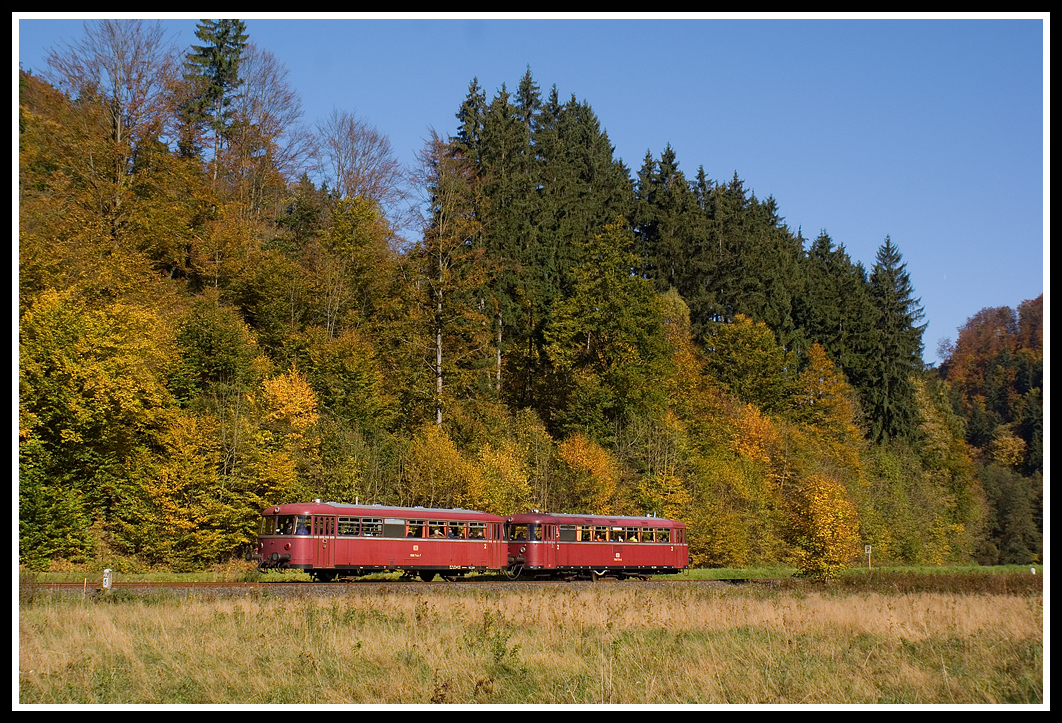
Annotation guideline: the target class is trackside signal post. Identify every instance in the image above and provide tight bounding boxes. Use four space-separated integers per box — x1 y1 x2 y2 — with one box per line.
865 545 872 569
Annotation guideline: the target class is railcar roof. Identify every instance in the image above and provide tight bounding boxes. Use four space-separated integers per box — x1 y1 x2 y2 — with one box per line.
505 511 684 526
261 502 504 519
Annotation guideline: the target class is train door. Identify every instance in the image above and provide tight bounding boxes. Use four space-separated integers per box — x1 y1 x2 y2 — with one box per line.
312 515 336 569
488 522 505 569
542 524 557 569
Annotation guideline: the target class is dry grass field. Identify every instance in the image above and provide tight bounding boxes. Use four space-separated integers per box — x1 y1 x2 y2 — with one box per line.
17 578 1043 705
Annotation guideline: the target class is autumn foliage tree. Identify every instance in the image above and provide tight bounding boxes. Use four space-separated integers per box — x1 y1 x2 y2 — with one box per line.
555 433 621 514
786 472 861 579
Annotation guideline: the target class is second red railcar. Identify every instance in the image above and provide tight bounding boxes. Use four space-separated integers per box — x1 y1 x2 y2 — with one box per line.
504 512 689 580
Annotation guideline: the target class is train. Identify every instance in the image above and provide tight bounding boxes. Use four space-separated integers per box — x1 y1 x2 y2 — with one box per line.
248 501 689 582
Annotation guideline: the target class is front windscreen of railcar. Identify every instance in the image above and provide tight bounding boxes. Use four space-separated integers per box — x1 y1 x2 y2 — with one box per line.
259 514 312 536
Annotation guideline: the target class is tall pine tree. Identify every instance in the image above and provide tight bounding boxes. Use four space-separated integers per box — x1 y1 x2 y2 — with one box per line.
180 19 249 175
866 236 926 444
793 231 877 403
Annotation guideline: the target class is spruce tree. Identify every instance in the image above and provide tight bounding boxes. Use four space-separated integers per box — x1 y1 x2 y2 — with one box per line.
794 231 876 402
467 72 633 414
866 236 926 444
633 145 704 298
180 19 249 171
476 82 540 406
452 77 486 165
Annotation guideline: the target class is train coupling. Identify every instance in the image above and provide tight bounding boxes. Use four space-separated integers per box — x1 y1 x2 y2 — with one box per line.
252 552 291 570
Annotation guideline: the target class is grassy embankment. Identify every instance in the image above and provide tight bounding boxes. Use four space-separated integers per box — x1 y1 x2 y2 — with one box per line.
18 566 1043 705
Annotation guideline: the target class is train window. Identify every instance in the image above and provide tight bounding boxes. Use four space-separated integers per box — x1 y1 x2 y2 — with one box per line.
338 517 359 536
361 518 382 537
508 523 529 541
624 527 640 542
407 520 426 538
559 525 578 542
469 522 486 539
383 518 406 538
656 528 672 543
450 522 467 539
271 516 298 535
428 521 449 538
592 526 608 541
313 516 335 536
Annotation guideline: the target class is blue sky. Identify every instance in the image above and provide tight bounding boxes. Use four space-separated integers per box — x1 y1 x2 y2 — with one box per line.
14 14 1047 366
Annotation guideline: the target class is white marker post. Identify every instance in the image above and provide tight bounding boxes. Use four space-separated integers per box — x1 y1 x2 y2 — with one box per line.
865 545 872 570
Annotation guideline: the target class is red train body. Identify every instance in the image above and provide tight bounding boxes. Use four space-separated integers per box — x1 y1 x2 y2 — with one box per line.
249 502 689 582
249 501 505 581
504 512 689 580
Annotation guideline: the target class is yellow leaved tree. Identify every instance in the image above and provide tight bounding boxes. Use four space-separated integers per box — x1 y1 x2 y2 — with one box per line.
401 424 480 510
555 433 620 513
788 471 861 580
465 439 533 515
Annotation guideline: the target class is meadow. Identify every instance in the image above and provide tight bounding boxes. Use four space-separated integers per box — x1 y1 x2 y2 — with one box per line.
17 568 1044 705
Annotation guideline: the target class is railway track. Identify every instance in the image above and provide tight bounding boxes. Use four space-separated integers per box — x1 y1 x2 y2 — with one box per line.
21 577 771 598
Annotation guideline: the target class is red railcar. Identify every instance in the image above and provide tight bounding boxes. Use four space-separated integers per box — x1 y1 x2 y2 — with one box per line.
249 501 506 581
504 512 689 580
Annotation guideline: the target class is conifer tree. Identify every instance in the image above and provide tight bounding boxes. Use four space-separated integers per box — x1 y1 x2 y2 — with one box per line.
466 72 633 412
180 19 249 174
794 231 876 401
452 77 486 165
866 236 926 444
633 145 705 301
544 220 669 441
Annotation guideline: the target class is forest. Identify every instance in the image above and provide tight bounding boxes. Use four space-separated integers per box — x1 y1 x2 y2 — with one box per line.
18 20 1043 576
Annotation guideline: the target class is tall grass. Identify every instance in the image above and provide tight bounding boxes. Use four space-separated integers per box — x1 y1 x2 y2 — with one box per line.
18 583 1043 704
